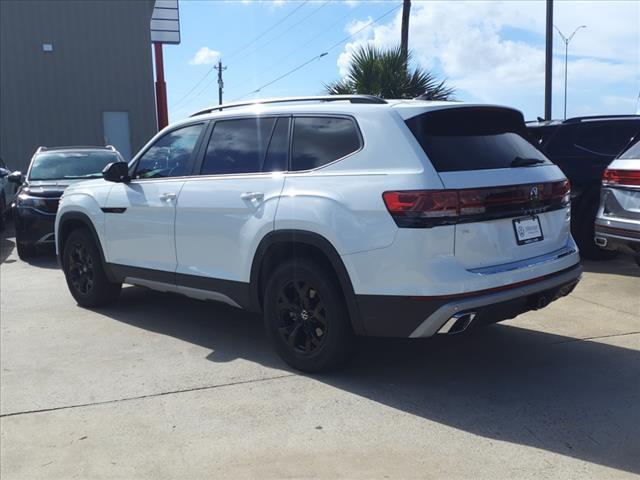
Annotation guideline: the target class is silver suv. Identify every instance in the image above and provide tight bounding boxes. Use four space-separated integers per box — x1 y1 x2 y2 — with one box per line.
595 140 640 265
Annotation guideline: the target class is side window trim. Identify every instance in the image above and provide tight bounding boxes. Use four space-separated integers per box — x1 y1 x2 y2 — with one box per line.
129 121 208 181
289 114 364 173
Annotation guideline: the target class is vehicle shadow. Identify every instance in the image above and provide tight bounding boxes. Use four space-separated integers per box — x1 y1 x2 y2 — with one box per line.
582 257 640 278
100 286 640 475
0 223 58 269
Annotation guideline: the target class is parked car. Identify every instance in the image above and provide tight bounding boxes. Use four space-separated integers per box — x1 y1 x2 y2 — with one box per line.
527 115 640 259
594 140 640 266
10 146 125 259
56 95 582 372
0 156 15 230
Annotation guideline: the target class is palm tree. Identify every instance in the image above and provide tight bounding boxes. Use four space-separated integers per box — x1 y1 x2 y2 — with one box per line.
325 45 454 101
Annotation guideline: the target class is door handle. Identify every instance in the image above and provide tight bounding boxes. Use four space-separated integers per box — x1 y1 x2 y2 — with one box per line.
240 192 264 202
159 192 177 202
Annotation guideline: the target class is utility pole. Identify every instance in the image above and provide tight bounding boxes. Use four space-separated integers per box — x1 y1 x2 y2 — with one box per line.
544 0 553 121
215 60 227 105
554 25 587 120
400 0 411 63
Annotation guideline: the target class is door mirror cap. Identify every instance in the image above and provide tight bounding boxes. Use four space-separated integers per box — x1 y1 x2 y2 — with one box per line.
103 162 130 183
7 171 24 184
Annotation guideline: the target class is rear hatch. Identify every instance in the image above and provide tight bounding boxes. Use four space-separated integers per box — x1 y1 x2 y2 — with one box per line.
404 106 571 269
600 142 640 223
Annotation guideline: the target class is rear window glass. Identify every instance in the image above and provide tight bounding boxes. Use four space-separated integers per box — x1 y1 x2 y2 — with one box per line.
291 117 361 171
619 140 640 159
405 107 550 172
574 122 639 157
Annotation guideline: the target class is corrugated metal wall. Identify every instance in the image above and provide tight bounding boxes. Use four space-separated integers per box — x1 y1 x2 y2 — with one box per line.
0 0 157 171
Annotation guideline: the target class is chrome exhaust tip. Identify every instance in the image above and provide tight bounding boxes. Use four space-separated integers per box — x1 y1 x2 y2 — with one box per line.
439 312 477 335
595 237 608 247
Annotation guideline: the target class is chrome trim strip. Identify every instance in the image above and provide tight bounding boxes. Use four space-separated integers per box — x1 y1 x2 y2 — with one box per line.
35 232 55 244
468 245 576 275
409 264 582 338
123 277 241 309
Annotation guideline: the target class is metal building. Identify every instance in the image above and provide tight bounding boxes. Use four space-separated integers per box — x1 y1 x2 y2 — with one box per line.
0 0 158 171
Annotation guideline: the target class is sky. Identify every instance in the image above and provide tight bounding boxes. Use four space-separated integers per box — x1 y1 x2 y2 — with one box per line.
163 0 640 123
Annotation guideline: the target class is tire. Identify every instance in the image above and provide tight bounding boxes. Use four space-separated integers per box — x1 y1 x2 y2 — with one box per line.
0 196 5 231
263 258 353 373
62 228 121 307
16 240 36 259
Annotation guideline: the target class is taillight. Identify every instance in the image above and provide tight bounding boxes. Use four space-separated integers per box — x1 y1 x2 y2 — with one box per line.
383 180 570 228
602 169 640 186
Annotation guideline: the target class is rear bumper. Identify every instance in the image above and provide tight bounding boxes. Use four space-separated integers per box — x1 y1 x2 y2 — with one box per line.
357 263 582 337
594 224 640 256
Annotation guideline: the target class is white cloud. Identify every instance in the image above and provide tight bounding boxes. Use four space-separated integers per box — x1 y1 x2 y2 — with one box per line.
189 47 221 66
335 0 640 118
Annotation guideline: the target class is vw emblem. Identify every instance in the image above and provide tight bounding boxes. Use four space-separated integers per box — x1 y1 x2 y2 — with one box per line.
529 185 540 201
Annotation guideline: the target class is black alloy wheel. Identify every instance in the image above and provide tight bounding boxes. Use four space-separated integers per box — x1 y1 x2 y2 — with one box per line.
62 228 121 307
68 241 95 296
264 258 353 373
276 280 328 356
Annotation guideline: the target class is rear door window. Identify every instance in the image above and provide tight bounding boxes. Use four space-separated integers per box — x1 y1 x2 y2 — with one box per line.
263 117 290 172
405 107 550 172
291 117 361 171
201 117 276 175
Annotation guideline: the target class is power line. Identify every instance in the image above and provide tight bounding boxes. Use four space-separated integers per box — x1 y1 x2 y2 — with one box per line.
170 1 308 110
234 2 402 100
231 2 366 92
225 1 309 62
230 0 331 66
169 65 215 109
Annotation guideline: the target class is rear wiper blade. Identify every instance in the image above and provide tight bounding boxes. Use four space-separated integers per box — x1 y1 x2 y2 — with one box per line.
511 156 546 167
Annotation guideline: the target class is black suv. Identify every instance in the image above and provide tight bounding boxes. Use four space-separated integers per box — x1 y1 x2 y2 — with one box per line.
9 146 125 259
527 115 640 259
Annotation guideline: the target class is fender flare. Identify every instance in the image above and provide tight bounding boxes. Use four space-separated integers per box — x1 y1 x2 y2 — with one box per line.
249 229 366 335
56 211 114 280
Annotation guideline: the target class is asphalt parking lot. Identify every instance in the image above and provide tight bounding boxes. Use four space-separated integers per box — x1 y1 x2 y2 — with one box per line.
1 226 639 480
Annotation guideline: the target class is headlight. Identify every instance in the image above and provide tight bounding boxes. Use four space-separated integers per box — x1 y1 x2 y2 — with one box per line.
16 193 47 208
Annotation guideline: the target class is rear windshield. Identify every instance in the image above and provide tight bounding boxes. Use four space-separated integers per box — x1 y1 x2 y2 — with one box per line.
619 140 640 159
405 107 551 172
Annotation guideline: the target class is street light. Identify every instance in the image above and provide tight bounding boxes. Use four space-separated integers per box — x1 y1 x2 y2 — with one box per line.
554 24 587 120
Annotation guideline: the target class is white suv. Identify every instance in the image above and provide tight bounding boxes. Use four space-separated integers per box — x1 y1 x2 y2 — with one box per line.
55 95 582 372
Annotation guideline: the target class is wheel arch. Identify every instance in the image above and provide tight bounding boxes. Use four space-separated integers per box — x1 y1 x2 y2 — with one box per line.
57 212 112 278
250 230 366 335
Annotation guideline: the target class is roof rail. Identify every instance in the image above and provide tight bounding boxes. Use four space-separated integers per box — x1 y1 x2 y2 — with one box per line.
37 145 116 152
190 95 387 117
564 114 640 124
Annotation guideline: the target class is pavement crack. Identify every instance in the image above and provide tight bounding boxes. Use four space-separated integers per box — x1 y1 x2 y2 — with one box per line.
0 373 296 419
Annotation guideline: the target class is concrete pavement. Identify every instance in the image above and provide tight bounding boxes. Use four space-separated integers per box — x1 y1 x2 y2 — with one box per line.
1 228 639 479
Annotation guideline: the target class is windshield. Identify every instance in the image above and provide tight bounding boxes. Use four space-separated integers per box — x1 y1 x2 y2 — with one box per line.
29 151 119 181
619 140 640 159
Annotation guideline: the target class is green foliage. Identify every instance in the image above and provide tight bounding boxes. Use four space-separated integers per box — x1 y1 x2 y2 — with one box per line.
325 45 455 100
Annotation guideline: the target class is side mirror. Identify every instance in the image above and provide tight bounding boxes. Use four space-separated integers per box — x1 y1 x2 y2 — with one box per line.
0 168 9 178
103 162 130 183
8 171 24 184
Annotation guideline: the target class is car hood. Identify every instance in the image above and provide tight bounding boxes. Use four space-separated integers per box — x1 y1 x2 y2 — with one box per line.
23 178 105 197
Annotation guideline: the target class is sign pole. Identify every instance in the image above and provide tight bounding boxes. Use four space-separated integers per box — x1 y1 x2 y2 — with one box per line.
153 42 169 130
